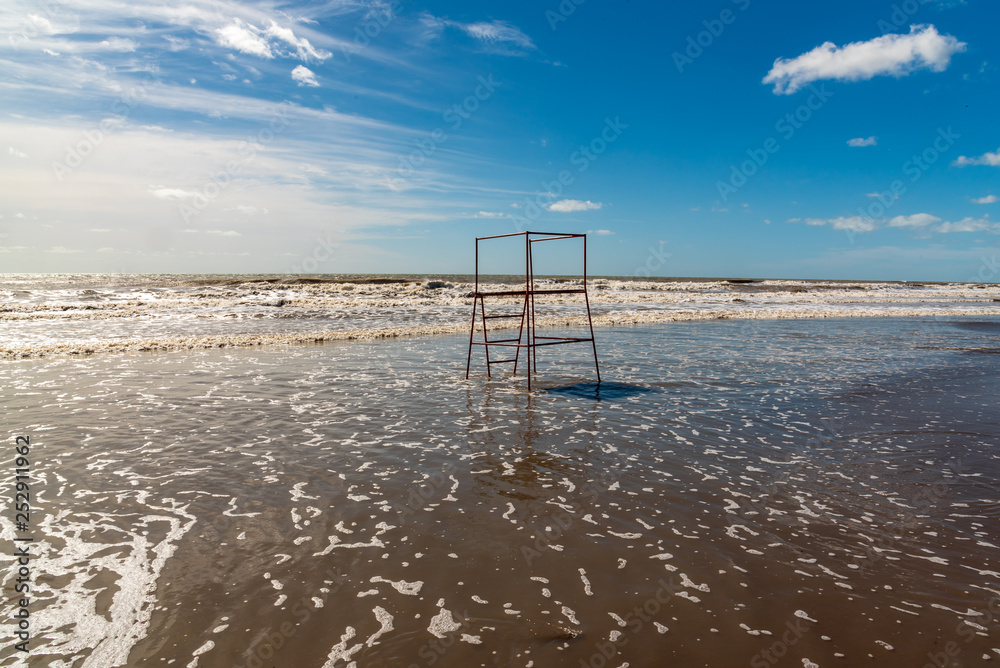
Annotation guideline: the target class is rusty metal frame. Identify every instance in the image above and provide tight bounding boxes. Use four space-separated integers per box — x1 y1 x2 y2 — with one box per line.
465 231 600 390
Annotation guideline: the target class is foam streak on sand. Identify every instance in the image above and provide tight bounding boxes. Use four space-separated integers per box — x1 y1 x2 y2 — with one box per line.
1 274 998 358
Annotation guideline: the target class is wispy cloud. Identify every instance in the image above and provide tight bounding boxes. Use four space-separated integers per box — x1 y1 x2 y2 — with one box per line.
954 148 1000 167
421 14 535 55
763 25 966 94
847 136 877 147
971 195 998 204
586 229 615 235
792 216 880 232
459 21 534 50
792 213 997 234
549 199 602 213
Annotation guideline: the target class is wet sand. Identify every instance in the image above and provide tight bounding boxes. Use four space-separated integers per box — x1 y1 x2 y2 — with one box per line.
2 317 1000 667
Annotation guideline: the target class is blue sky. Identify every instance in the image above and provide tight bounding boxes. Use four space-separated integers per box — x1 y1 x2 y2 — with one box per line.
1 0 997 280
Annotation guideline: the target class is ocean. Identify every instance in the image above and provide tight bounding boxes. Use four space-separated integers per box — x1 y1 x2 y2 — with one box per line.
1 274 1000 667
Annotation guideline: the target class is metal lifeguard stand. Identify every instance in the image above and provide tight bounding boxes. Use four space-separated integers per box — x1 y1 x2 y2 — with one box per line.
465 231 600 390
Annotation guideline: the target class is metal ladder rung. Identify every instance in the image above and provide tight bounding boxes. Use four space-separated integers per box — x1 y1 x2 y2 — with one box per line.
484 314 523 319
487 359 517 364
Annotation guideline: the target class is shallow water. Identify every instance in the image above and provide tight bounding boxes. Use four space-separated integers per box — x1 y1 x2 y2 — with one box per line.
2 317 999 667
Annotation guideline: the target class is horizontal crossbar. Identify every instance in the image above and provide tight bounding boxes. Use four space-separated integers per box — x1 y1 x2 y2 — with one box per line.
487 359 517 364
474 289 587 297
470 340 592 348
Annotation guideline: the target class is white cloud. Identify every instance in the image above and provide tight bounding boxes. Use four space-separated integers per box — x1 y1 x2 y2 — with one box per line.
847 136 878 147
763 25 966 94
972 195 999 204
475 211 506 218
215 21 274 59
150 187 199 201
954 149 1000 167
88 228 112 233
548 199 602 213
265 22 330 61
586 229 615 235
46 246 83 253
291 65 319 87
9 147 27 158
214 18 332 62
888 213 941 227
936 217 997 233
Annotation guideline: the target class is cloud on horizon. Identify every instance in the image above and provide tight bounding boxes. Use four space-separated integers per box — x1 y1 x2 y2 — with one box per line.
790 213 997 235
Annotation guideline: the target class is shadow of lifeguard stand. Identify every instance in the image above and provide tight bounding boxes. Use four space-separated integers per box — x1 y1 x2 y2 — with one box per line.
465 231 600 390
